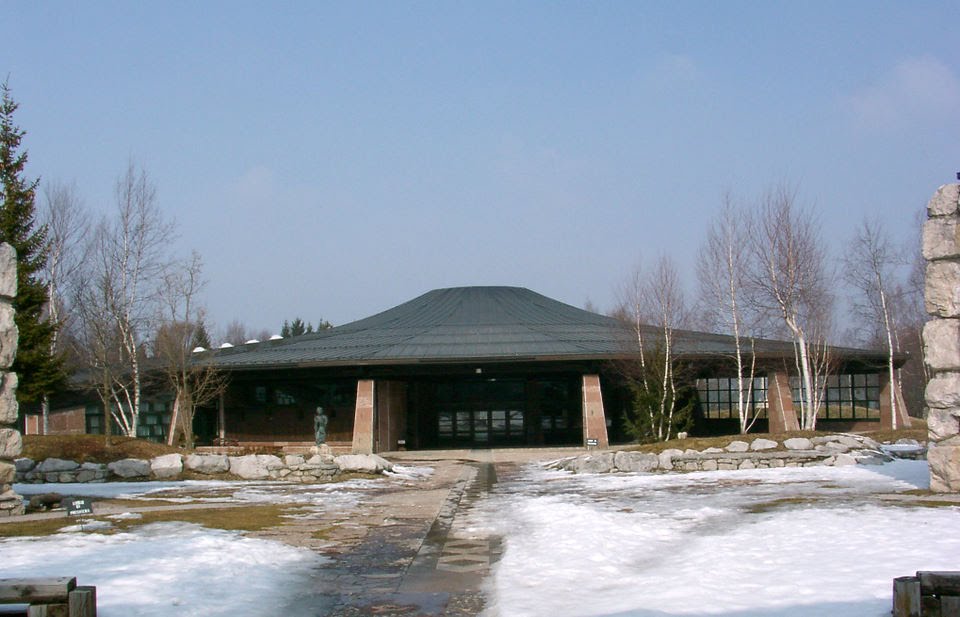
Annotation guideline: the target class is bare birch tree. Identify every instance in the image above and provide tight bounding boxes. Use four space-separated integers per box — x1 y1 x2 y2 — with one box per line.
696 194 760 434
155 252 227 447
617 256 693 442
843 218 906 427
75 162 174 437
40 180 90 433
746 186 834 430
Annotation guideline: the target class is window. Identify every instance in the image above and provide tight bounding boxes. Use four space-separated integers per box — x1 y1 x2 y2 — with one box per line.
696 377 768 420
790 374 880 420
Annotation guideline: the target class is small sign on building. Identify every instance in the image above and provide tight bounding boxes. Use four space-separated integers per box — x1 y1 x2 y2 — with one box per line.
586 438 599 447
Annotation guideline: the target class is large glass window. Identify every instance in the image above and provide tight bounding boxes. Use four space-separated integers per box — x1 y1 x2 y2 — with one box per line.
696 377 768 419
791 374 880 420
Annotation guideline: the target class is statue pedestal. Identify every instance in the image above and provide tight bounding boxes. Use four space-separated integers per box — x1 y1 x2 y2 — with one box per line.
310 444 333 457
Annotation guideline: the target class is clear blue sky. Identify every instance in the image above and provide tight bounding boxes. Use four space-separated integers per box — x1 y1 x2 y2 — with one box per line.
6 2 959 336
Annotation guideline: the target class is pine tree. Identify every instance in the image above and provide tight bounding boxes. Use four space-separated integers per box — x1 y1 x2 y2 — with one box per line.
0 83 65 403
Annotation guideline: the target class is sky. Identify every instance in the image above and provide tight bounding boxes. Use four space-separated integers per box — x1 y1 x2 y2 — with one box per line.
5 2 959 337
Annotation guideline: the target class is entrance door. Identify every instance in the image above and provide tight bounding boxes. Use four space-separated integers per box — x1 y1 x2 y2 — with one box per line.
435 379 526 448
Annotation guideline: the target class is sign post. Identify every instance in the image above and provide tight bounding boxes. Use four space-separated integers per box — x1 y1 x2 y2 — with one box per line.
66 498 94 531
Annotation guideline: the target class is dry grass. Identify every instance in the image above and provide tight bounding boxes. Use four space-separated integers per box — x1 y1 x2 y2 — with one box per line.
21 434 185 464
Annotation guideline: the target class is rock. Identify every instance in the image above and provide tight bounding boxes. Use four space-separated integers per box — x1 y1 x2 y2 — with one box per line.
928 183 960 217
0 428 21 459
185 454 230 474
0 244 16 300
925 261 960 318
658 448 683 470
836 435 865 448
739 459 755 470
927 373 960 409
28 493 63 511
923 217 960 261
229 454 284 480
13 457 34 472
783 438 814 450
150 454 183 479
821 442 850 453
896 438 921 446
701 447 724 454
929 445 960 492
613 451 659 473
108 458 151 479
701 459 718 471
36 458 79 473
284 455 305 467
0 460 13 484
834 453 858 466
927 407 960 442
854 452 891 465
924 321 960 371
0 372 17 424
335 454 394 474
725 440 749 452
0 304 16 370
750 438 778 451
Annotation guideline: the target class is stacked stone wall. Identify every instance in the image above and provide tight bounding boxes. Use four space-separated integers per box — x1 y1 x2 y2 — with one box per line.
0 244 21 516
922 184 960 492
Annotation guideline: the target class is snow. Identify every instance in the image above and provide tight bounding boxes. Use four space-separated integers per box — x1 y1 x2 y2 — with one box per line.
4 460 957 617
476 460 960 617
0 523 324 617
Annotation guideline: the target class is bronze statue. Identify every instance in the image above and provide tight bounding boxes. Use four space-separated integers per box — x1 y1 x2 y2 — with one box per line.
314 406 328 445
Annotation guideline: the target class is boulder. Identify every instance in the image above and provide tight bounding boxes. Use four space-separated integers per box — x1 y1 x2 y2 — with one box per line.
927 407 960 442
0 244 16 299
922 217 960 261
150 453 183 479
0 304 16 369
725 440 749 453
923 321 960 370
702 447 724 454
229 454 283 480
783 438 814 450
36 458 79 473
613 451 659 473
284 454 305 467
13 457 34 473
929 445 960 492
334 454 394 474
0 460 13 484
928 184 960 217
108 458 151 479
750 438 778 451
0 427 22 459
658 448 683 470
833 453 858 466
0 372 17 424
925 261 960 318
927 373 960 409
185 453 230 474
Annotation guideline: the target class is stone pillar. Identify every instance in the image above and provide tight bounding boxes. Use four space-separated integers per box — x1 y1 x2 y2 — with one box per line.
0 244 22 517
766 371 800 434
352 379 375 454
879 372 911 431
581 374 609 448
922 184 960 492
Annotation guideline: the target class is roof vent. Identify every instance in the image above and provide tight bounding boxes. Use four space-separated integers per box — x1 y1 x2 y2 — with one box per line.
269 334 283 340
220 343 234 349
192 346 206 353
245 339 260 344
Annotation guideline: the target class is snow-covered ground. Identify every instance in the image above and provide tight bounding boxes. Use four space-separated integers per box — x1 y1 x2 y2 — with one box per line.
3 461 957 617
4 466 432 616
470 460 960 617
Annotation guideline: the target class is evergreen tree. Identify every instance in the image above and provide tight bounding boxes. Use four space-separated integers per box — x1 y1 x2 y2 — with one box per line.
191 321 212 349
0 83 65 403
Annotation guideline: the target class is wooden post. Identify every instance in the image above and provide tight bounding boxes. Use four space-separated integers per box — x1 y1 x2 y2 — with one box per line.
0 577 76 604
893 576 921 617
68 586 96 617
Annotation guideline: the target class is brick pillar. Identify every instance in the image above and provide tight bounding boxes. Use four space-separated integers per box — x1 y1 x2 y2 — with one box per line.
581 374 609 448
879 372 911 431
767 371 800 434
352 379 375 454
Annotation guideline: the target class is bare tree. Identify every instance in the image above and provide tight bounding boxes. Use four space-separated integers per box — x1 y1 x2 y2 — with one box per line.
617 256 693 442
844 218 911 427
40 180 90 433
75 162 174 437
747 186 834 430
155 252 227 447
696 194 760 433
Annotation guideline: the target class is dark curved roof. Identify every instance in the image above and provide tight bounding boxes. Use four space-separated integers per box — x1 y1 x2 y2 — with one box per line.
207 286 890 371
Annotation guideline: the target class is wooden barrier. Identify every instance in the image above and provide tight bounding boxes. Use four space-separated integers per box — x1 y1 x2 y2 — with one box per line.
894 571 960 617
0 577 96 617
